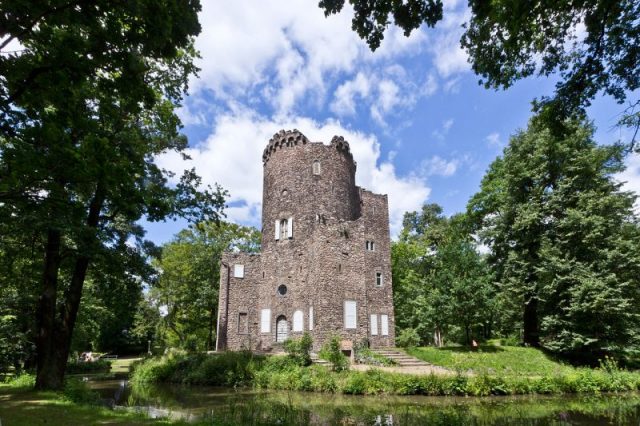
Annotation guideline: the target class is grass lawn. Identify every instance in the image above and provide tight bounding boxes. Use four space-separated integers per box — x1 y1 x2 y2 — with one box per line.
407 345 577 376
0 384 181 426
111 357 142 376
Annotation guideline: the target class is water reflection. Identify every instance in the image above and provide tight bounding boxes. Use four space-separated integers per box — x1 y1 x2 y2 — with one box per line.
91 380 640 425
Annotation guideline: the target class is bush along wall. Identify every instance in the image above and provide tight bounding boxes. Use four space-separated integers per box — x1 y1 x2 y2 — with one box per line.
130 351 640 396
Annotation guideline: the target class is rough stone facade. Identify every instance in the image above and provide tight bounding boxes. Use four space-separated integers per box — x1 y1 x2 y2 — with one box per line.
216 130 395 353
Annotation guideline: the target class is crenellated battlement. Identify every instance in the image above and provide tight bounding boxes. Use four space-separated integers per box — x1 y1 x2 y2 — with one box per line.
262 129 356 167
329 135 355 166
262 129 309 164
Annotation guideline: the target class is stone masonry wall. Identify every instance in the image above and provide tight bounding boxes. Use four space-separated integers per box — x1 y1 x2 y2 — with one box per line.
216 130 395 353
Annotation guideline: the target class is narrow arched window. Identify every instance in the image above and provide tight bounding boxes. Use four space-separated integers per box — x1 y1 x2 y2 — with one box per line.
312 160 321 175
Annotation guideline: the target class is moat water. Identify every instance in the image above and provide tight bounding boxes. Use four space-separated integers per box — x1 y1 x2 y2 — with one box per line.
91 380 640 425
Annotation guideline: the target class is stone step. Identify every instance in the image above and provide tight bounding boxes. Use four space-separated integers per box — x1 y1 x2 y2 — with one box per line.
310 354 331 366
371 349 433 367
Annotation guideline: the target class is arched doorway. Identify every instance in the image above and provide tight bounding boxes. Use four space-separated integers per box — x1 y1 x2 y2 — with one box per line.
276 315 288 342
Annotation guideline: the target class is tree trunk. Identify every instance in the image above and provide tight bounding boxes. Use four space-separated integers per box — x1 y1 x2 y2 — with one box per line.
523 295 540 347
35 229 63 390
434 327 442 347
34 185 105 390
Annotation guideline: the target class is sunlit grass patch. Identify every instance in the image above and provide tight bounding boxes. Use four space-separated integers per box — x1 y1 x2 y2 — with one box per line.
407 345 576 376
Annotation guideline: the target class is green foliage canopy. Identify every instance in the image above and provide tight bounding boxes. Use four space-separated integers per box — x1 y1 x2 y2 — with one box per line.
0 0 226 390
392 203 493 346
148 221 260 351
468 115 640 356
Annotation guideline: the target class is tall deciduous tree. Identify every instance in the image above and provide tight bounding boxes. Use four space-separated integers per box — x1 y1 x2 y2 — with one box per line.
392 204 492 345
0 1 226 390
468 116 640 355
149 222 260 351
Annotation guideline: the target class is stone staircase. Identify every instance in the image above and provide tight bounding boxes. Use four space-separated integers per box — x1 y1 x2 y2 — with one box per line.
310 353 331 367
372 349 434 368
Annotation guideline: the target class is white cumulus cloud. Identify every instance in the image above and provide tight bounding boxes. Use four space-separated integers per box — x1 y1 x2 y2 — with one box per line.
616 152 640 213
485 132 502 147
331 68 438 126
420 155 459 177
192 1 432 116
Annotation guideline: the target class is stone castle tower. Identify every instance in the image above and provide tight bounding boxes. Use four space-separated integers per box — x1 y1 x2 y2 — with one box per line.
216 130 395 353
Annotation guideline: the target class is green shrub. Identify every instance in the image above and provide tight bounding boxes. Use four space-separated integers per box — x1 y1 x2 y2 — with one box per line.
396 328 420 348
598 355 620 373
309 365 338 392
66 359 111 374
261 354 298 371
283 333 313 366
130 354 180 384
129 345 640 397
354 346 396 366
319 335 349 372
130 350 263 387
4 373 35 388
468 374 512 396
62 377 102 405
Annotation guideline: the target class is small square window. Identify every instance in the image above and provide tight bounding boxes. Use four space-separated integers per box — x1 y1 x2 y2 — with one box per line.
234 264 244 278
375 272 383 287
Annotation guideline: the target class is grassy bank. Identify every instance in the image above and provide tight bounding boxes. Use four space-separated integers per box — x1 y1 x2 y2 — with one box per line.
407 345 576 376
0 375 181 426
130 350 640 396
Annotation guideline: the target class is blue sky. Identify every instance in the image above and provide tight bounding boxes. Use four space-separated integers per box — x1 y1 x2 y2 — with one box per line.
147 0 640 245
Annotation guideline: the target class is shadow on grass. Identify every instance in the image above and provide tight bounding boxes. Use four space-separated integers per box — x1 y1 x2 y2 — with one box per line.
436 345 505 353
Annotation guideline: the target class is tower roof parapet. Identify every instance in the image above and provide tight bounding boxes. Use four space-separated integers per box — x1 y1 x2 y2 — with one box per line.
329 135 355 165
262 129 309 164
262 129 356 167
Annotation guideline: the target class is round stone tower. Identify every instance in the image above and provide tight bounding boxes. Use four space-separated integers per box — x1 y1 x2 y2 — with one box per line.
261 129 360 250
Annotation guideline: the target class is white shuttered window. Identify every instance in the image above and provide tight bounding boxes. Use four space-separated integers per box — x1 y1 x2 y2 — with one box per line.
344 301 357 329
233 264 244 278
380 314 389 336
274 220 280 240
287 217 293 238
370 314 378 335
260 309 271 333
293 310 303 332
